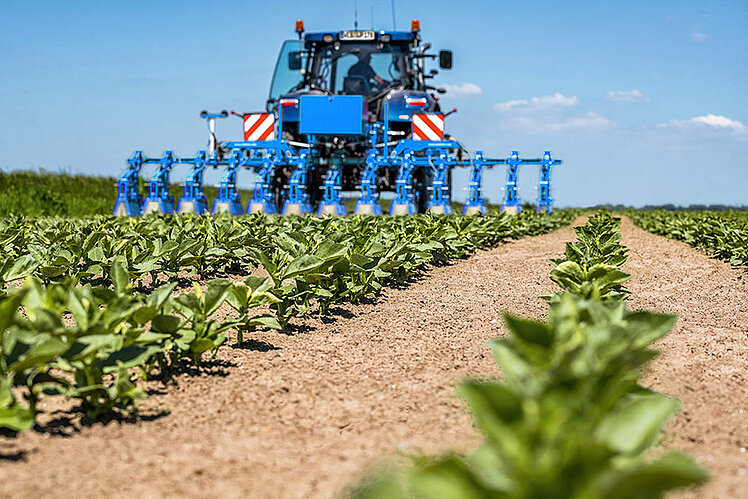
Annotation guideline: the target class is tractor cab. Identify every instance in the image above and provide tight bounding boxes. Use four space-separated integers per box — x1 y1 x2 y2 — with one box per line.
268 20 453 139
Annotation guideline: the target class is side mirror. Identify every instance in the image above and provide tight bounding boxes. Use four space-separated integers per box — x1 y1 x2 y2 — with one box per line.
439 50 453 70
288 51 303 70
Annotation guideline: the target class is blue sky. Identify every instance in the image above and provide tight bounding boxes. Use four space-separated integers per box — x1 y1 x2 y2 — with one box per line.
1 0 746 207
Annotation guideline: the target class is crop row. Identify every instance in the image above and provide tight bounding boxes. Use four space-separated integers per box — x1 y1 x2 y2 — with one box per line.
0 267 282 429
0 212 576 291
354 213 708 498
627 210 748 266
0 211 578 431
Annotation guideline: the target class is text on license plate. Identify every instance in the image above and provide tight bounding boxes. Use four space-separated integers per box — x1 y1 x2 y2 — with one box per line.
341 30 375 41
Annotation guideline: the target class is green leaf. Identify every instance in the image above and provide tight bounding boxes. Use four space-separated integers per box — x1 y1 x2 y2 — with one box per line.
176 328 197 347
191 338 219 357
87 246 105 263
132 305 157 325
283 254 324 280
38 265 66 279
244 276 273 293
315 239 348 264
111 257 131 295
349 472 406 499
3 255 38 282
409 456 492 499
65 289 90 331
553 261 585 284
100 345 158 373
0 405 35 431
600 451 708 499
174 292 201 318
489 340 534 383
158 240 179 256
625 311 677 347
0 289 27 333
151 314 181 334
466 443 513 492
10 336 69 372
110 365 146 403
146 282 177 310
132 331 171 344
246 314 282 331
204 279 232 316
588 264 631 288
66 334 121 362
226 283 249 312
457 381 523 432
598 393 679 456
503 313 553 348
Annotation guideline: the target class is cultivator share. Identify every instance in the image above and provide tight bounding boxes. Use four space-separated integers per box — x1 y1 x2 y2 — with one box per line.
113 20 562 217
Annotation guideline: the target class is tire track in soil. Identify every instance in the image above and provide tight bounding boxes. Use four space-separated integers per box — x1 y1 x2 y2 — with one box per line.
620 217 748 499
0 223 577 498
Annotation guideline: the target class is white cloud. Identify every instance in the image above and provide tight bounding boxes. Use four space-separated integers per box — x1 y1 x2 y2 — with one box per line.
442 82 483 98
690 115 745 130
492 93 614 132
606 89 652 103
661 114 746 131
691 32 707 42
493 92 579 111
658 115 748 142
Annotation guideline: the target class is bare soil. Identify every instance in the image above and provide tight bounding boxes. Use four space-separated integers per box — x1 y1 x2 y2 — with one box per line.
620 217 748 498
0 217 745 498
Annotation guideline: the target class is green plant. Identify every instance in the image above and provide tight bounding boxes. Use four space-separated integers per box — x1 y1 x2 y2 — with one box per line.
548 212 631 301
169 279 236 364
626 209 748 267
226 276 281 345
1 210 580 429
351 213 708 498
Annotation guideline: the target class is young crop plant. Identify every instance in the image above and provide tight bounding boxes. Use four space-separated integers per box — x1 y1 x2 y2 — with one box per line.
548 212 631 302
0 254 37 297
0 210 581 295
353 298 707 498
0 271 269 426
225 276 281 345
1 273 170 422
1 210 582 430
351 213 708 499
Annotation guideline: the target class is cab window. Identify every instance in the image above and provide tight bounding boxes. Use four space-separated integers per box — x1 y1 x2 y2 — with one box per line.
269 40 306 101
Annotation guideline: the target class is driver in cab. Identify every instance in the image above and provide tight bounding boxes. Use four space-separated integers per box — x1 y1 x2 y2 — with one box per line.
347 52 386 87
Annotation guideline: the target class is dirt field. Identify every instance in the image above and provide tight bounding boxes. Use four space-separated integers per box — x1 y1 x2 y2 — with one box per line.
1 217 745 498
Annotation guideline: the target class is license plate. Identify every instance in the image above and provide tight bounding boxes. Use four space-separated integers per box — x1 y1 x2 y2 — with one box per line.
341 30 375 41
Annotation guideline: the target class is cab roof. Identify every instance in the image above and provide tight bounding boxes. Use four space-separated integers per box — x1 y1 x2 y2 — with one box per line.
303 30 417 43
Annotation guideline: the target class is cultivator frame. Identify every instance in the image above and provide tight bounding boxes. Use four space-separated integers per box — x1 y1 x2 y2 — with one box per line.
113 20 563 217
113 105 562 217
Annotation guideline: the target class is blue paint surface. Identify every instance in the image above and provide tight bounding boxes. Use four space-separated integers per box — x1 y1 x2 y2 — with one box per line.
299 96 363 135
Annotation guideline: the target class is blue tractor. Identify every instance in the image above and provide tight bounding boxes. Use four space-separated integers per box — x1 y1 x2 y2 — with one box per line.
113 20 562 217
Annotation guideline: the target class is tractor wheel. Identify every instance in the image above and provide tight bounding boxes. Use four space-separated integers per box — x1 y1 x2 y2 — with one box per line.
414 168 428 214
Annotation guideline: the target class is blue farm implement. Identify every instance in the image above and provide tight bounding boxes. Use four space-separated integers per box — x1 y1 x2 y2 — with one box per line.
114 20 562 217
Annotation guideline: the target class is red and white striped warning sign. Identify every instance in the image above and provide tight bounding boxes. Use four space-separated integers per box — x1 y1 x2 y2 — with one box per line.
243 113 275 141
412 113 444 141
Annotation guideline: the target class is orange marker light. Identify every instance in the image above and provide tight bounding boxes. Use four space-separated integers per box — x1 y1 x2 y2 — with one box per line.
411 19 420 32
295 19 305 33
